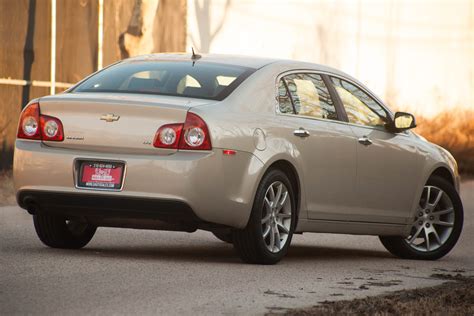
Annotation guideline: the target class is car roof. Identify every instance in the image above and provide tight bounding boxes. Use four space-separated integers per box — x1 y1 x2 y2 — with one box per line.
124 53 348 76
125 53 278 69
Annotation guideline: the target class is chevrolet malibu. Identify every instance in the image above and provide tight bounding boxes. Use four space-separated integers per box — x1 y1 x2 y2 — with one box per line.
14 54 463 264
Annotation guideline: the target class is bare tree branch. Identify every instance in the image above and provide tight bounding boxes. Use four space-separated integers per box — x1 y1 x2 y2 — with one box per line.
119 0 160 58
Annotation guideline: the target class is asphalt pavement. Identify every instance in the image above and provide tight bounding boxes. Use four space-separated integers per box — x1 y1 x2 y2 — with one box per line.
1 181 473 315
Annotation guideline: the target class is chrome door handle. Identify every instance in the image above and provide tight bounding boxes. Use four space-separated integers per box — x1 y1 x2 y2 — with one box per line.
293 128 310 138
358 136 372 146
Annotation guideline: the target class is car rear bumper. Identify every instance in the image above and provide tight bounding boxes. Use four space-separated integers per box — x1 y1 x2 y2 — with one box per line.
17 190 208 231
14 140 264 228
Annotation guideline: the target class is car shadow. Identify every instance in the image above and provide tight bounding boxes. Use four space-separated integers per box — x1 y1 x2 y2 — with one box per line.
82 243 240 264
17 242 392 264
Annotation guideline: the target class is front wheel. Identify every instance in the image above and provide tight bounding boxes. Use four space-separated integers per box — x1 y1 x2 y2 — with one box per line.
380 176 463 260
33 212 97 249
233 169 296 264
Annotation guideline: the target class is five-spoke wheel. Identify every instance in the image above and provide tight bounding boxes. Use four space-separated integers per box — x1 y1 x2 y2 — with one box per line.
405 185 455 252
261 181 292 253
233 169 296 264
380 176 463 260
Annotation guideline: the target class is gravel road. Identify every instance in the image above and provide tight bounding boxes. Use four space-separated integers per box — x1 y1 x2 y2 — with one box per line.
1 181 472 315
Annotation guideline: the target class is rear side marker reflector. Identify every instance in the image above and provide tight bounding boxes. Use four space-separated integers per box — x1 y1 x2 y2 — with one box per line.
223 149 236 155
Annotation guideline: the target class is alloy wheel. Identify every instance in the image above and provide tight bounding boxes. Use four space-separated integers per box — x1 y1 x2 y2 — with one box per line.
261 181 292 253
404 185 455 252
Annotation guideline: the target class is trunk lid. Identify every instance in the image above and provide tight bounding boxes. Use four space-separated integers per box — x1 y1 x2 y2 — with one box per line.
38 93 212 155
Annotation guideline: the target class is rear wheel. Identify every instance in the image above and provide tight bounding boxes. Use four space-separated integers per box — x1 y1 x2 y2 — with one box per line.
33 212 97 249
380 176 463 260
233 169 296 264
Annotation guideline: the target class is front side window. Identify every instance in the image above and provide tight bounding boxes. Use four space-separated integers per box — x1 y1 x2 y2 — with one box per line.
73 61 255 101
331 77 389 128
278 73 337 120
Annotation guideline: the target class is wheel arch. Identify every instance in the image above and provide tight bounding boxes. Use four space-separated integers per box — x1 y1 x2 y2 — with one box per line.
407 163 459 231
429 166 455 187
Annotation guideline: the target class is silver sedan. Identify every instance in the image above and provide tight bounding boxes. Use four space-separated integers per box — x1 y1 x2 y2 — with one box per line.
14 54 463 264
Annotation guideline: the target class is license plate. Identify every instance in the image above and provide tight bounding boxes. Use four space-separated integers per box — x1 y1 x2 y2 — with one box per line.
77 161 125 190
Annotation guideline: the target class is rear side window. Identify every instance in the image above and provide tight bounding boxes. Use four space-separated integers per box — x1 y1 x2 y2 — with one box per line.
72 61 255 101
278 73 337 120
278 80 294 114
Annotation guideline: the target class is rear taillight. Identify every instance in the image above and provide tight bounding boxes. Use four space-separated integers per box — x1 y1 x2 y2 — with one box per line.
153 112 212 150
179 112 212 150
153 124 183 149
17 102 64 141
17 103 41 140
40 115 64 141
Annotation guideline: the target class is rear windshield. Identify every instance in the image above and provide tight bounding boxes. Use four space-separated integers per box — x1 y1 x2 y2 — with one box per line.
72 61 255 101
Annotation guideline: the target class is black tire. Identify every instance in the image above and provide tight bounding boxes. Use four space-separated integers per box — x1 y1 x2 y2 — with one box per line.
379 176 463 260
232 169 296 264
212 230 233 243
33 212 97 249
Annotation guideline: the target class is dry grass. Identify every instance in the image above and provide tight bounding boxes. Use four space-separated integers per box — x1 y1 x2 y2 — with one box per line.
279 275 474 316
0 170 16 206
415 109 474 175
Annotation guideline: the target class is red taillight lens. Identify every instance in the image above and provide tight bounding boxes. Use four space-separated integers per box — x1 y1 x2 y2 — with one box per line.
17 102 64 142
17 103 41 140
153 112 212 151
153 123 183 149
40 115 64 141
179 112 212 150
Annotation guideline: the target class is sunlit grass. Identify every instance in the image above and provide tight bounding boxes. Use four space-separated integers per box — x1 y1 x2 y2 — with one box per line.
415 109 474 175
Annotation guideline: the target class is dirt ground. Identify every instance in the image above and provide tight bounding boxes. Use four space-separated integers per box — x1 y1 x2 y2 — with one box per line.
0 171 15 206
277 274 474 316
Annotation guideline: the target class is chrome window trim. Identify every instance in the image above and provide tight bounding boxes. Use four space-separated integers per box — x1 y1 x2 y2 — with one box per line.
274 70 341 123
278 109 411 137
326 73 394 118
274 69 411 136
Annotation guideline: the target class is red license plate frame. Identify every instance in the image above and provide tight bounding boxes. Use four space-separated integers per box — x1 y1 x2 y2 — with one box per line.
77 161 125 190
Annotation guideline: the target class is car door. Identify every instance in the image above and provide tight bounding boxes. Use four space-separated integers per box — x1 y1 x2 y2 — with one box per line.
276 73 357 220
329 76 423 224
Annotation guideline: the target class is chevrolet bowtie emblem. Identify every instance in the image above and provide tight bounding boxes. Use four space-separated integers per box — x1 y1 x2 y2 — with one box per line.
100 113 120 122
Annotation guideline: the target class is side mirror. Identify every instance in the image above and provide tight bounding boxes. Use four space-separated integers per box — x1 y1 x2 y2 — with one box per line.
386 112 416 132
